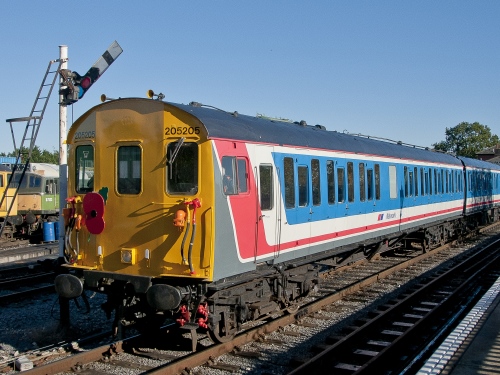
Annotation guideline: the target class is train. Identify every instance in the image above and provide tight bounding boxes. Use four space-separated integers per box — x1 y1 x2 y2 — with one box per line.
0 163 60 241
54 95 500 343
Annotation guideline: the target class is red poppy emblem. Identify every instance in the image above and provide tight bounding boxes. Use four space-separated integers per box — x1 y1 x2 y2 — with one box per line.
83 192 105 234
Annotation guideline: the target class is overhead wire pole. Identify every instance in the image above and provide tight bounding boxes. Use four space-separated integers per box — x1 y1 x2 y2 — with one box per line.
59 45 68 260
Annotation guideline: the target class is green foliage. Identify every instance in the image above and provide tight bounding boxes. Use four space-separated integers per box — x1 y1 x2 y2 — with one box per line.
0 146 59 164
433 122 499 158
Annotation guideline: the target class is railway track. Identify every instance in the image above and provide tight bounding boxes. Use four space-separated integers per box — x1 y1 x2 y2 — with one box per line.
0 269 56 303
10 224 500 375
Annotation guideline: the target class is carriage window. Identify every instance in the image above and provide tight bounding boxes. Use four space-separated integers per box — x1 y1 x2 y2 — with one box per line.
45 179 58 194
347 162 354 203
359 163 366 202
222 156 248 195
167 142 198 195
0 175 3 187
375 164 380 200
404 166 409 197
414 167 419 196
420 168 425 196
75 145 94 193
312 159 321 206
259 165 273 210
237 159 248 193
327 160 335 204
337 167 345 203
367 168 373 201
429 169 432 195
389 165 397 199
118 146 141 195
409 170 414 196
298 165 309 207
284 157 295 208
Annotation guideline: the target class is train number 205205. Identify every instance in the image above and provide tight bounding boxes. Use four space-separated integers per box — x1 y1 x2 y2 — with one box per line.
165 126 200 135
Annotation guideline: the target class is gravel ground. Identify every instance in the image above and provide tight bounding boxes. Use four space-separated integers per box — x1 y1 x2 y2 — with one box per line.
0 233 494 374
0 288 111 372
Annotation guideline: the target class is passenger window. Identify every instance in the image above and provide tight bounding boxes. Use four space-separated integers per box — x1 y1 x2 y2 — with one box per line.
404 166 409 197
0 175 3 187
337 167 345 203
167 142 198 195
312 159 321 206
298 165 309 207
259 165 273 210
75 145 94 193
420 168 425 196
327 160 335 204
414 167 419 196
118 146 141 195
359 163 366 202
284 157 295 208
375 164 380 200
367 169 373 201
347 162 354 203
237 159 248 193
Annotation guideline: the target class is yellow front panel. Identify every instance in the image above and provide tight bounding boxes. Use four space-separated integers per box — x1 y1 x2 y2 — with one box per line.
66 99 215 281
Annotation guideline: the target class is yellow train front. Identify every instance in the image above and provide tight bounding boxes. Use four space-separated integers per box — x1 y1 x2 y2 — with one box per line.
56 97 221 335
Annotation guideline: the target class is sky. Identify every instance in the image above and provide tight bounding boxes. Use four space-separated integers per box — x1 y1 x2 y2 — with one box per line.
0 1 499 154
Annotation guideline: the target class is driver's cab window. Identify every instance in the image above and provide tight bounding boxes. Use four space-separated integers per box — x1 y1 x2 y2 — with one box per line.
75 145 94 193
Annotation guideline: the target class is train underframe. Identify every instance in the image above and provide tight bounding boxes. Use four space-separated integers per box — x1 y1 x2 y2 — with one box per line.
0 211 58 243
57 208 499 348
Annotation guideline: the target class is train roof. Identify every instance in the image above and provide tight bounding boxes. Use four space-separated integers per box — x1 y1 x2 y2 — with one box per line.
172 102 463 166
457 156 500 171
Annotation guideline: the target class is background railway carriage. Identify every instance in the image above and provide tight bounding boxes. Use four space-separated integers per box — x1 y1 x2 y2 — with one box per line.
458 156 500 222
54 96 500 342
0 165 19 240
8 163 60 237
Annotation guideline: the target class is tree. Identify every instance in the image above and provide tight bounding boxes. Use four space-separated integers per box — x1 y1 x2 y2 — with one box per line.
433 122 499 158
0 146 59 164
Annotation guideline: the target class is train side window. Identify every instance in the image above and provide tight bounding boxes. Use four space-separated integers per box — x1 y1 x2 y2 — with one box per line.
237 158 248 193
327 160 335 204
118 146 141 195
298 165 309 207
414 167 419 196
359 163 366 202
259 165 273 210
424 171 429 195
347 162 354 203
420 168 425 196
0 175 3 187
75 145 94 194
409 170 414 196
367 168 373 201
404 166 409 197
167 142 198 195
284 157 295 208
429 169 433 195
312 159 321 206
337 167 345 203
375 164 380 200
389 165 397 199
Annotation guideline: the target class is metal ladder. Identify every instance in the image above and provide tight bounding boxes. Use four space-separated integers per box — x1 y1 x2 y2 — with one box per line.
0 58 63 238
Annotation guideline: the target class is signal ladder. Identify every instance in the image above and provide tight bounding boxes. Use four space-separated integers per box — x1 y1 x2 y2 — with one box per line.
0 58 64 239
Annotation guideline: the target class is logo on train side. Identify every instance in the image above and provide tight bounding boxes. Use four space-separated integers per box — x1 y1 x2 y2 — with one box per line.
378 212 397 221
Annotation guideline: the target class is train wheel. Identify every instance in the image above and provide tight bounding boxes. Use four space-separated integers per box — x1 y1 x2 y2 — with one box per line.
209 322 236 343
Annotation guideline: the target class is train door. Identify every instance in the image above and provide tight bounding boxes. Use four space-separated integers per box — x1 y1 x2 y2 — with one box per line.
256 157 281 259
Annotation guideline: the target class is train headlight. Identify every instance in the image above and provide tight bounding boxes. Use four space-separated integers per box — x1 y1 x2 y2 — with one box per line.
120 248 136 264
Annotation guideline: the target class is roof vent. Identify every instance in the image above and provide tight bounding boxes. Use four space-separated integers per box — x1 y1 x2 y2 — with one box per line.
299 120 307 126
